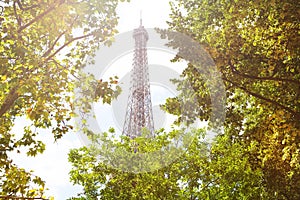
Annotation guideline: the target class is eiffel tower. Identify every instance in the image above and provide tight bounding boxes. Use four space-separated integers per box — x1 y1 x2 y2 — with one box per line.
122 18 154 138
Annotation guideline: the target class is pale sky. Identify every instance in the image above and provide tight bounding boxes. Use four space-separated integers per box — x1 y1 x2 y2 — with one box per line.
11 1 175 199
117 0 171 32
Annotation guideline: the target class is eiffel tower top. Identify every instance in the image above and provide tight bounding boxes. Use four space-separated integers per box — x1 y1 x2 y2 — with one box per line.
133 12 148 41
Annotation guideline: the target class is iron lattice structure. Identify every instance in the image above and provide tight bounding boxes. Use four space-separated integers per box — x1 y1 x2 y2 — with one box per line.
122 20 154 138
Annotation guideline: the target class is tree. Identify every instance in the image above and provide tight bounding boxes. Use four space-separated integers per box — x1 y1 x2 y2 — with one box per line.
68 0 300 199
0 0 123 197
68 129 186 199
68 128 267 199
166 0 300 199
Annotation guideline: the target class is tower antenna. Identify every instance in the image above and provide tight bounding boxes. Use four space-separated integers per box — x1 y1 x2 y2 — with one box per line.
140 10 142 26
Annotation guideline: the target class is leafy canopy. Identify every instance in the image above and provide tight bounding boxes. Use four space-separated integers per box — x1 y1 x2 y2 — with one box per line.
0 0 125 198
69 0 300 199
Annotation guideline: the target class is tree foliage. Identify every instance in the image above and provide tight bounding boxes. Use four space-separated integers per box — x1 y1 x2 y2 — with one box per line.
69 0 300 199
166 0 300 199
0 0 123 197
69 129 266 199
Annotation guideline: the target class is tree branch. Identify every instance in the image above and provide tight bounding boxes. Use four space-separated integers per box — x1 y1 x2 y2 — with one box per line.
17 5 57 33
44 33 94 62
16 0 39 11
42 31 66 58
51 59 80 80
1 32 96 117
0 86 19 118
42 15 79 58
228 60 300 85
13 1 21 27
223 77 300 120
